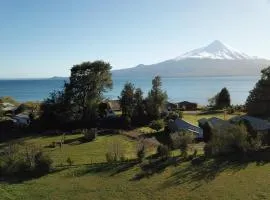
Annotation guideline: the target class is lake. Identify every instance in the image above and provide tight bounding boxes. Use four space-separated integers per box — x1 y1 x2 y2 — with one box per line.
0 76 258 105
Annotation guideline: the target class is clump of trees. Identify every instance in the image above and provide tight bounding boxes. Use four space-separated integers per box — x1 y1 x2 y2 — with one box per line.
208 87 231 109
40 61 113 129
246 66 270 116
119 76 167 127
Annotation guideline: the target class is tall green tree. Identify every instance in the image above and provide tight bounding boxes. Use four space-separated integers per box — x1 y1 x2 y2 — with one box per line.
132 88 146 122
146 76 167 120
209 87 231 109
119 82 135 117
216 87 231 108
246 66 270 116
65 61 113 121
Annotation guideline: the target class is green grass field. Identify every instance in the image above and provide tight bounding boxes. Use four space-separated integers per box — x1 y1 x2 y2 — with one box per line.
1 130 270 200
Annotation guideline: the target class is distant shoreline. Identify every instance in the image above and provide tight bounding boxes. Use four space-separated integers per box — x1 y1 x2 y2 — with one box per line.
0 75 259 81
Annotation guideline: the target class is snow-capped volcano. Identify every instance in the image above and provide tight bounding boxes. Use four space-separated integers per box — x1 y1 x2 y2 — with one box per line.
174 40 253 60
113 40 270 77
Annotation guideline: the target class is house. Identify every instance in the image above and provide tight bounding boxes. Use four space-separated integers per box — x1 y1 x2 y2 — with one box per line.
168 118 203 139
165 101 178 111
230 115 270 134
12 114 30 126
107 100 121 111
178 101 198 111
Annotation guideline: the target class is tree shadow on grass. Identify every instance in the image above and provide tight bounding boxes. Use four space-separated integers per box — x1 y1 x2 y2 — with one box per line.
131 156 181 181
1 167 68 184
161 152 270 191
70 159 139 177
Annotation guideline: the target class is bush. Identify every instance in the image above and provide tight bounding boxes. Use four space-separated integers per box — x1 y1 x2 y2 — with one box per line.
105 142 125 162
204 124 261 157
136 143 145 162
105 152 115 163
156 145 170 159
149 119 164 132
0 144 53 179
34 152 53 175
171 131 194 158
66 157 74 166
82 128 97 141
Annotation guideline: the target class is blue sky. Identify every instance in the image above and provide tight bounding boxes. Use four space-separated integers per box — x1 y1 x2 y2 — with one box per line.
1 0 270 78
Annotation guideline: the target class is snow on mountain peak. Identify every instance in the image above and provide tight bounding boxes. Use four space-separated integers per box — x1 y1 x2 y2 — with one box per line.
174 40 253 61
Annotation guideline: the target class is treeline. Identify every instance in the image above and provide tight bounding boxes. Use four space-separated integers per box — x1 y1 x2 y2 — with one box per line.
39 61 168 130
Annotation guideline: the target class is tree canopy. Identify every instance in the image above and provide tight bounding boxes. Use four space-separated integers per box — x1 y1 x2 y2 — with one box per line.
41 61 113 127
246 66 270 116
209 87 231 109
146 76 167 120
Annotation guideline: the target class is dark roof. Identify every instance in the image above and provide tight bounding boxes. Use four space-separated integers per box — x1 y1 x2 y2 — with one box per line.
168 118 203 138
230 115 270 131
198 117 230 128
178 101 197 105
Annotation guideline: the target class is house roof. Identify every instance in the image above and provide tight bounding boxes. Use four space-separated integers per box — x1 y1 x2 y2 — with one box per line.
168 118 203 138
178 101 197 106
14 114 30 119
230 115 270 131
107 100 121 111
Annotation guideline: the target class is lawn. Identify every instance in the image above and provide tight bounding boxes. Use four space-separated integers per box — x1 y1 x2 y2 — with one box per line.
0 132 270 200
183 111 242 125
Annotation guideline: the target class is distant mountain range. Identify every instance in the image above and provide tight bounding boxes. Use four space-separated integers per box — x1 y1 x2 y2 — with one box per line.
112 40 270 77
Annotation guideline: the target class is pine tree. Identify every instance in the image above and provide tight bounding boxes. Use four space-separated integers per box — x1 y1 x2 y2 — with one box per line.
246 66 270 116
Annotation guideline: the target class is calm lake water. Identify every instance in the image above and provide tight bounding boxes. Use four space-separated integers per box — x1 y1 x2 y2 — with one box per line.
0 76 259 105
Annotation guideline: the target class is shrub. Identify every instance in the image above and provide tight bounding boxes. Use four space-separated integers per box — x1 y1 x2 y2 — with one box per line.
149 119 164 132
136 143 145 162
0 144 53 179
34 152 53 175
171 131 194 158
156 145 170 159
66 157 74 166
106 142 125 162
203 124 260 157
82 128 97 142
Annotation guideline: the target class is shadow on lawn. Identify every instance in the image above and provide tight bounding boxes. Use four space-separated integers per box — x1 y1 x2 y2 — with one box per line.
1 167 68 184
161 151 270 191
70 159 139 177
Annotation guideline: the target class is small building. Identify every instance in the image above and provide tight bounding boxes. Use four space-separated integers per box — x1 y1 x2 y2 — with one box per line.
168 118 203 139
107 100 121 111
178 101 198 111
165 101 178 111
12 114 30 126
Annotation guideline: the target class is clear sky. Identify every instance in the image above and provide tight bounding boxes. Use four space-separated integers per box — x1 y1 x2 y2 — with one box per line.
1 0 270 78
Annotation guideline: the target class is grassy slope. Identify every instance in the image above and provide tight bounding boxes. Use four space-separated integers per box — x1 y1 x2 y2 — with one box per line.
1 133 270 200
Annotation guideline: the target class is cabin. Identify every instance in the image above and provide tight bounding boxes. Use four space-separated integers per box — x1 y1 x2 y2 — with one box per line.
178 101 197 111
168 118 203 139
